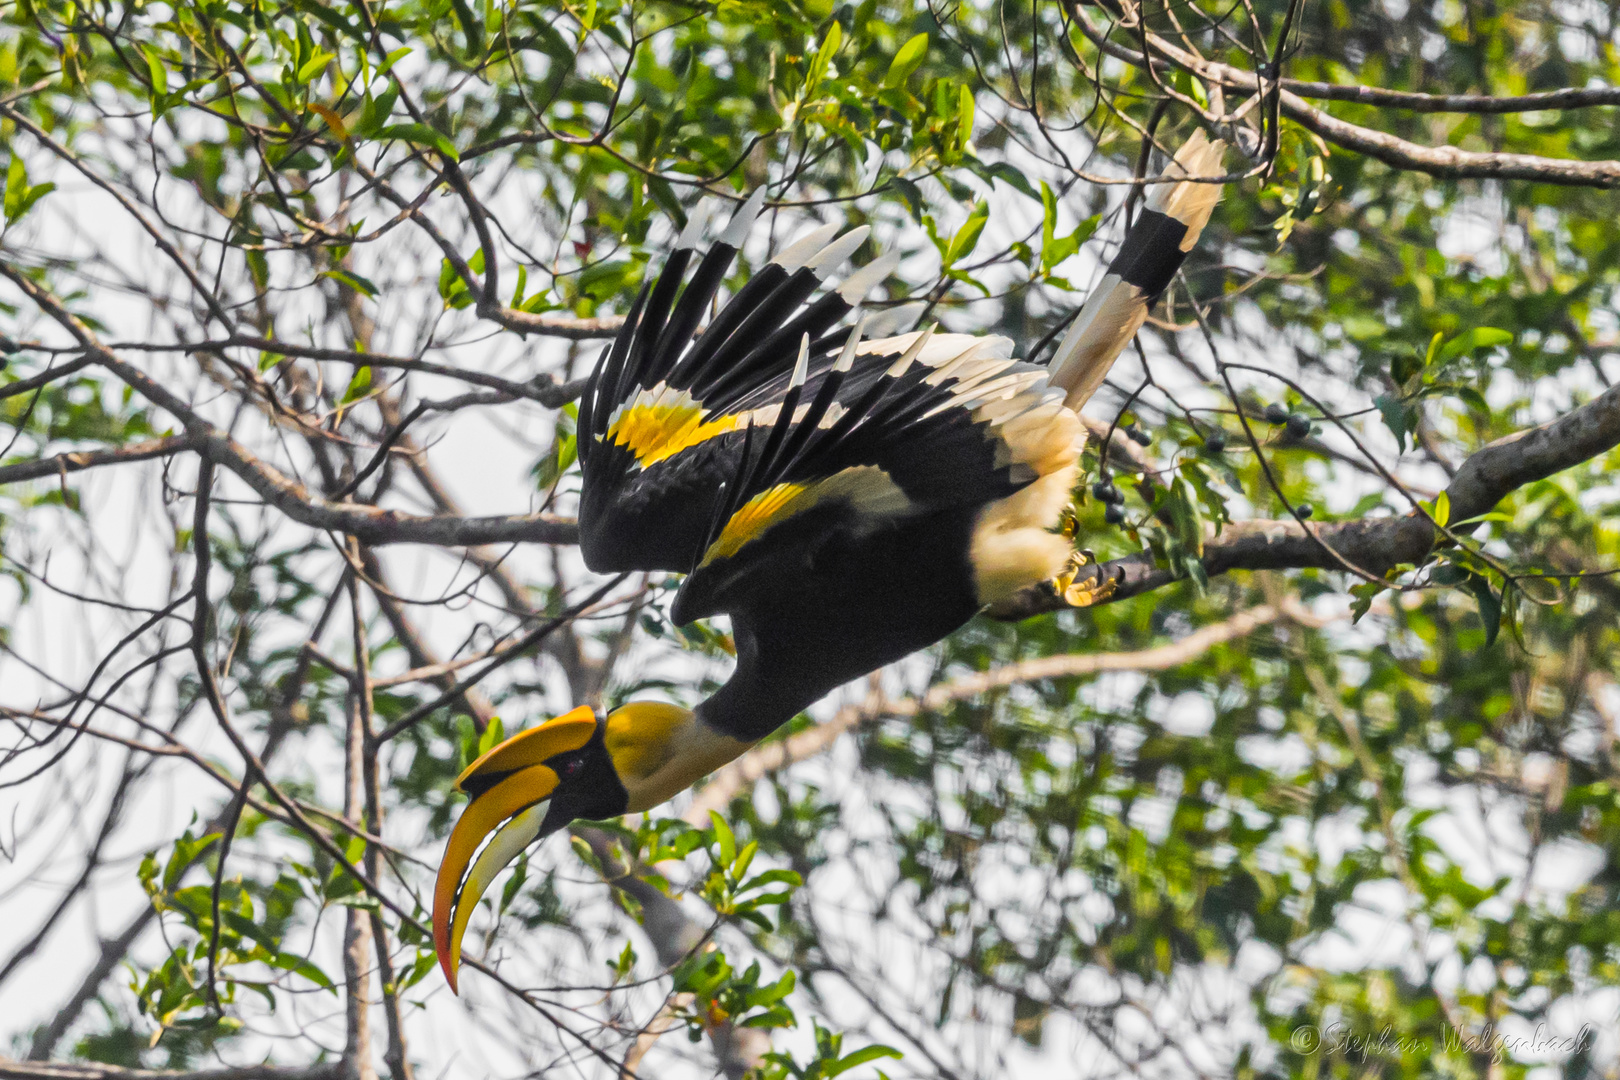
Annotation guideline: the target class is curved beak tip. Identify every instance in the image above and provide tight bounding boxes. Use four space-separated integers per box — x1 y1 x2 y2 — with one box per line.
432 778 557 995
433 712 593 994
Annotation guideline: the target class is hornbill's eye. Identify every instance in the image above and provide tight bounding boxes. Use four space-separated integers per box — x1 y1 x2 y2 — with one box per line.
557 755 585 779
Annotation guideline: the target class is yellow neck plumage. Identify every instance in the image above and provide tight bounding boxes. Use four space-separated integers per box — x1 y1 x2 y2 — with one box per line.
604 701 755 812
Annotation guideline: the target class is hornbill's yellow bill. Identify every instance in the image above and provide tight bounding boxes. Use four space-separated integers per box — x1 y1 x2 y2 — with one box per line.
433 706 597 991
433 701 750 991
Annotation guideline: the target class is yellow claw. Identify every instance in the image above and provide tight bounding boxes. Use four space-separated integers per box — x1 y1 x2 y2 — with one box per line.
1052 550 1118 608
1063 572 1119 608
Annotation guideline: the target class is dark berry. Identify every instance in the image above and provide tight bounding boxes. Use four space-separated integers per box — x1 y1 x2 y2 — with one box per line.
1091 480 1113 501
1127 426 1152 446
0 336 17 355
1203 431 1227 453
1264 402 1289 425
1104 503 1126 525
1295 503 1314 520
1285 413 1312 439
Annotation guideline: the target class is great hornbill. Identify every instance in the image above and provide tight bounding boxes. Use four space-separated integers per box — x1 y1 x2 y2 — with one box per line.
433 132 1226 988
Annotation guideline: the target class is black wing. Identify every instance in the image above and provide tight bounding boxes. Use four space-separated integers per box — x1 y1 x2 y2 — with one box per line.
576 193 902 573
670 325 1085 627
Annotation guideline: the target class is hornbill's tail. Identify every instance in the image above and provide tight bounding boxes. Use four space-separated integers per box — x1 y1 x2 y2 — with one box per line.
1047 130 1227 410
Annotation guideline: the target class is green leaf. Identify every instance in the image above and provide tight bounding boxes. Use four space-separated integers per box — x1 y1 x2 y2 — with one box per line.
1173 69 1208 108
4 156 55 223
942 200 988 269
273 952 337 993
295 51 336 84
1456 386 1490 413
890 176 926 220
709 810 736 868
1423 330 1445 367
1038 183 1096 274
374 123 459 160
450 0 485 55
1391 347 1424 387
1437 327 1512 365
340 365 372 404
1349 581 1386 623
884 33 929 89
740 867 802 891
731 839 757 881
500 851 528 913
1432 491 1450 528
1466 573 1502 647
1374 393 1414 452
476 715 507 758
143 47 168 96
375 46 412 78
397 949 438 991
806 21 842 97
957 84 975 150
973 161 1037 201
355 86 400 137
162 831 221 891
827 1045 904 1076
320 269 378 298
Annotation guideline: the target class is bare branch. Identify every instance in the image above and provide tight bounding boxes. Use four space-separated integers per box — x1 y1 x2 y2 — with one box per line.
1279 80 1620 114
0 263 579 547
0 437 199 485
0 1061 346 1080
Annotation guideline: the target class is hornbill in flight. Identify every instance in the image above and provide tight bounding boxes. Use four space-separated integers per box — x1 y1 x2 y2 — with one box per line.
434 133 1226 988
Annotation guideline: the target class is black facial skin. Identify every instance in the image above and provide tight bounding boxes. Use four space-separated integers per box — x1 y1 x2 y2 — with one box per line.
537 720 629 836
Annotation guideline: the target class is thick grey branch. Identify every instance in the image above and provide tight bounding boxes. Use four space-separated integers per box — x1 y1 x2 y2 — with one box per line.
999 380 1620 618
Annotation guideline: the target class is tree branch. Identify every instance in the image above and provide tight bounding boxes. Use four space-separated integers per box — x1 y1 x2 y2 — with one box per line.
1072 6 1620 187
0 437 198 487
0 1061 346 1080
1278 80 1620 114
0 265 579 548
996 380 1620 619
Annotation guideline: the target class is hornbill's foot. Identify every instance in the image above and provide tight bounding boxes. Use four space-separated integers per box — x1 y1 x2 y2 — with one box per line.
1051 549 1119 609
